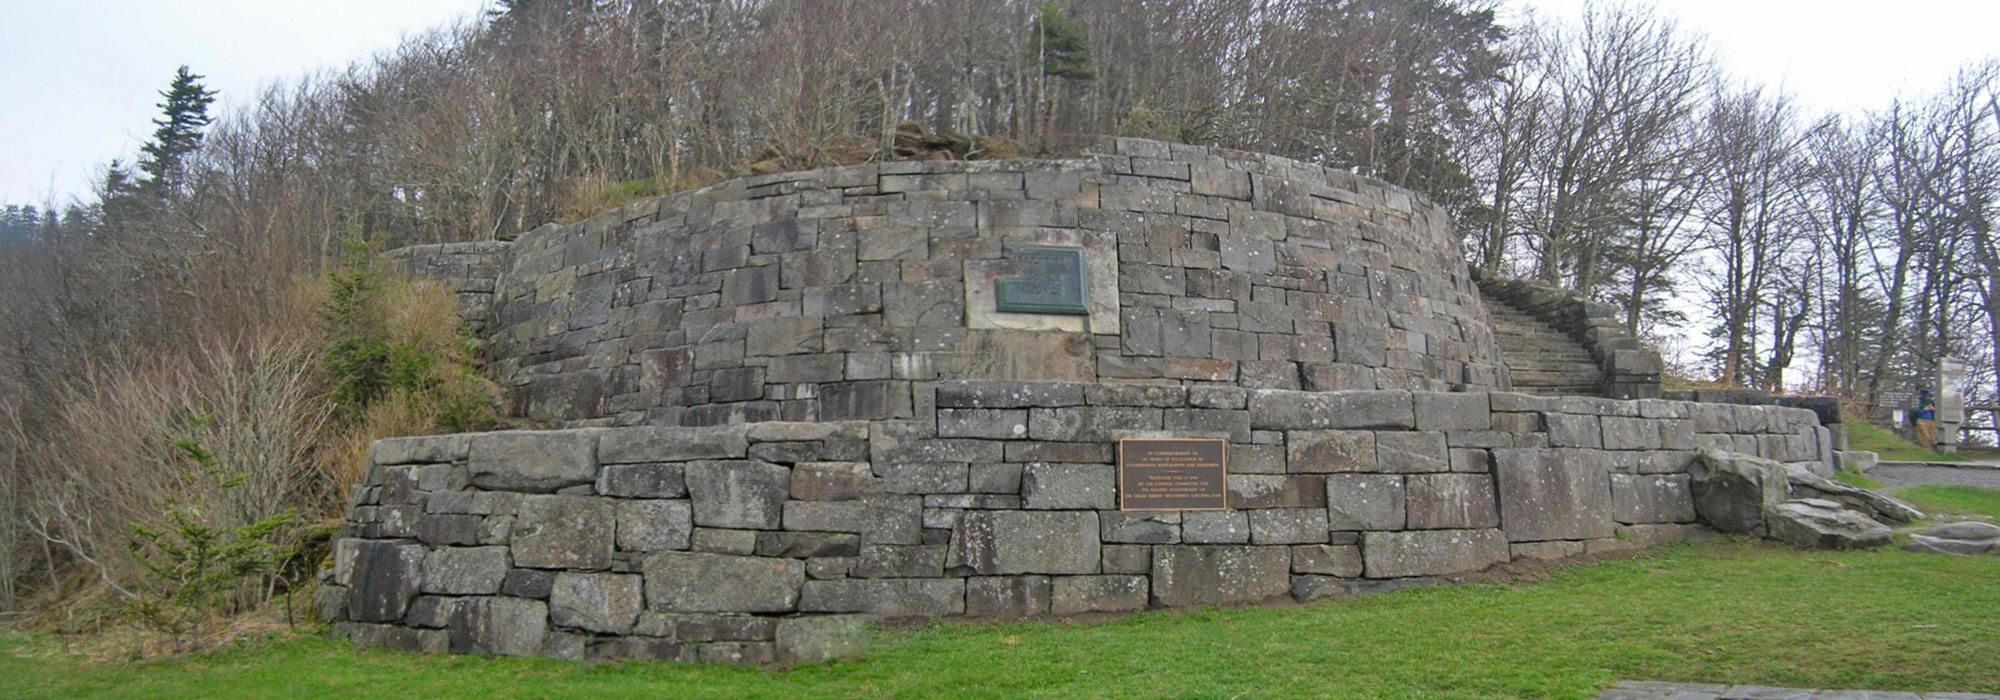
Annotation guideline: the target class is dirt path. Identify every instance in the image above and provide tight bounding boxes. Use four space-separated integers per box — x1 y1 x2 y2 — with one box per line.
1871 463 2000 490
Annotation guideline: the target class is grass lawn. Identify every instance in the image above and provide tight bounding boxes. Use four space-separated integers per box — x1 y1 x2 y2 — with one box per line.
4 540 1998 699
1897 484 2000 521
1847 421 1967 463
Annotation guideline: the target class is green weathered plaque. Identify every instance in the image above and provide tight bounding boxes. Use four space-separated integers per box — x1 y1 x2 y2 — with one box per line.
994 246 1089 315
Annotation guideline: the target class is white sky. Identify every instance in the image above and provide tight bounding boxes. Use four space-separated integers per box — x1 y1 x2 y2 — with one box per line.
0 0 484 206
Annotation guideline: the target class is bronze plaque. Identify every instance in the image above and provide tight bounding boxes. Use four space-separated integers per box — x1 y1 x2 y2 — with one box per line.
1118 438 1228 511
994 245 1089 315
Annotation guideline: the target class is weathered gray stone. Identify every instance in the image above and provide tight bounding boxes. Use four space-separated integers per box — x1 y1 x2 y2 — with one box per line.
339 622 449 654
1904 534 1999 556
783 495 924 545
512 495 614 570
1414 392 1490 431
1286 430 1376 472
549 572 644 634
596 463 686 498
1150 545 1290 607
501 568 556 599
615 499 693 552
1767 499 1892 549
799 578 966 616
1228 474 1328 508
1181 510 1251 544
1375 431 1449 473
948 510 1100 575
1404 473 1499 530
965 576 1052 618
685 460 790 529
1608 474 1695 525
774 615 869 663
790 462 876 501
643 552 805 613
1248 508 1328 544
420 546 509 595
345 541 427 623
447 597 548 656
469 431 598 492
1689 448 1787 535
1493 448 1613 542
1508 540 1584 561
371 434 471 465
755 531 862 558
1100 512 1180 544
1050 575 1149 615
851 544 946 578
1784 464 1924 524
599 425 748 463
1021 463 1116 509
1929 521 2000 541
1290 544 1364 577
1325 474 1405 530
1101 544 1152 574
1361 529 1507 578
1248 390 1414 430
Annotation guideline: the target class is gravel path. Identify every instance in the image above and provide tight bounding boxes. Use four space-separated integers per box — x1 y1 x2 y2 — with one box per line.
1871 463 2000 490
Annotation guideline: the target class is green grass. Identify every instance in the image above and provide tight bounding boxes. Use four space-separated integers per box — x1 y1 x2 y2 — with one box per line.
1847 421 1967 462
1832 468 1885 490
5 540 1999 699
1896 484 2000 521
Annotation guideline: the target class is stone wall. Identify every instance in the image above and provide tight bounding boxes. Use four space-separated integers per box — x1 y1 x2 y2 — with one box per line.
384 241 511 333
1476 275 1664 399
324 385 1834 663
461 138 1506 427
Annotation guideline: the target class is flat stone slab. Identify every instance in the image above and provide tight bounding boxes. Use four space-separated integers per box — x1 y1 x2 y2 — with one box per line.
1597 681 1997 699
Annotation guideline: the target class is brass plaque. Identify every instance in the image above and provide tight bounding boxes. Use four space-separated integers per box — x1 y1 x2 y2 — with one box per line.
1118 438 1228 511
994 245 1089 315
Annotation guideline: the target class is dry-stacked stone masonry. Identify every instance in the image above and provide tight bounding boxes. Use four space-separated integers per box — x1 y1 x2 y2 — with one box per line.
392 138 1510 427
333 139 1838 664
326 382 1834 663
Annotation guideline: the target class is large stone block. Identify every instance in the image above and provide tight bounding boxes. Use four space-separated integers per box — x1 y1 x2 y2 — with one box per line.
1361 529 1507 578
549 572 645 634
783 495 923 545
1286 430 1376 473
599 425 748 463
1375 432 1449 473
1150 545 1290 607
1325 474 1405 530
799 578 966 616
1414 392 1490 431
447 597 548 656
1404 473 1499 530
420 546 509 595
616 499 693 552
469 431 598 492
1609 474 1695 524
1050 575 1149 615
947 511 1100 575
1021 463 1116 509
790 462 879 501
643 552 805 613
685 460 791 530
1689 449 1788 535
1492 448 1613 542
345 541 427 622
512 495 615 569
966 576 1053 618
1181 511 1251 544
775 615 869 663
1100 512 1180 544
597 462 687 498
1248 508 1328 544
1247 390 1414 430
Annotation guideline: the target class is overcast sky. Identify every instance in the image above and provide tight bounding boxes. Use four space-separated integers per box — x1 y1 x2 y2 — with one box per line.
3 0 1997 205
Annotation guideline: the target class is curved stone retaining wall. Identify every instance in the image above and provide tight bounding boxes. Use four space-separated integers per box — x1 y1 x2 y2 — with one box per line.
324 385 1833 663
460 138 1505 427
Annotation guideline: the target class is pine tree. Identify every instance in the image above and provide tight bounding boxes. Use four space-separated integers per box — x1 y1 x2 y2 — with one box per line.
135 66 218 200
1034 1 1094 82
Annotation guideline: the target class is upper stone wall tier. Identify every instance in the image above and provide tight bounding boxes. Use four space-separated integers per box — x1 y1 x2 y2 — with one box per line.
475 138 1504 427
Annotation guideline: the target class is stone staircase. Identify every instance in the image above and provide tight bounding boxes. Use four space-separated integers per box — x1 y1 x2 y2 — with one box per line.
1483 292 1608 396
1475 274 1663 399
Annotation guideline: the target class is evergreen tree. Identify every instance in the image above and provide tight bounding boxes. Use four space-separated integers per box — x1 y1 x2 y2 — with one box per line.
135 66 218 200
1034 1 1094 82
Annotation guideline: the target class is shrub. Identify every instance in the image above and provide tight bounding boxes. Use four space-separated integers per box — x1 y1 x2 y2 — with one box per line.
126 422 297 653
